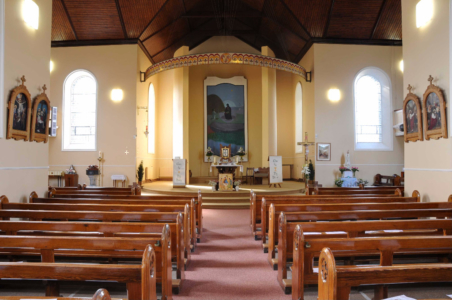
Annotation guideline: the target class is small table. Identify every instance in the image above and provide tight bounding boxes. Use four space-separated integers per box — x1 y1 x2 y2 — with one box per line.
111 175 127 187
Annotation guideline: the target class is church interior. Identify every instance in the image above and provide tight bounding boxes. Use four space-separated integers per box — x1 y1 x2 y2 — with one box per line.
1 0 452 299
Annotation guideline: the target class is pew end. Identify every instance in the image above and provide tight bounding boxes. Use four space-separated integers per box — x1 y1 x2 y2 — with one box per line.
317 248 337 300
93 288 112 300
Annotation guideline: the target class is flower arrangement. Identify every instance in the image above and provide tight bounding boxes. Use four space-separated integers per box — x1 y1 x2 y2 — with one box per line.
206 147 214 162
335 179 344 187
301 164 310 183
357 178 369 186
208 180 218 186
236 147 246 161
351 167 359 177
234 180 242 186
339 166 349 175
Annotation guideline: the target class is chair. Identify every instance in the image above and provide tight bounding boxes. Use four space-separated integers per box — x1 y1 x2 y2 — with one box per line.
243 168 255 184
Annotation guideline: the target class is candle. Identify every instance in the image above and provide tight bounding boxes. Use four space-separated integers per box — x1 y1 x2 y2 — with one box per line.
98 151 102 158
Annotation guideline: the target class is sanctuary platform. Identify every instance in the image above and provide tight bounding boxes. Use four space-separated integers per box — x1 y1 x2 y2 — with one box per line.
142 181 305 209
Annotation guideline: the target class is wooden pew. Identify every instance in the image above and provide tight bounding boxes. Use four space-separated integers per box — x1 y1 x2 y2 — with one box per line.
3 288 116 300
0 219 185 282
0 207 192 265
249 190 412 239
309 187 403 196
260 190 421 248
305 185 404 195
49 188 136 196
291 221 452 299
266 199 452 259
6 195 197 251
41 191 203 241
317 247 452 300
0 244 158 300
276 208 452 293
0 232 172 299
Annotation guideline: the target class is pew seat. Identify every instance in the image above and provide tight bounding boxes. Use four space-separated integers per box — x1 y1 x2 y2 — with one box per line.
2 288 117 300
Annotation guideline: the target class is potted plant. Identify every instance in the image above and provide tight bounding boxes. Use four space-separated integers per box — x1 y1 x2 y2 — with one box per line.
234 180 241 191
137 161 144 187
308 160 315 183
206 147 214 162
208 180 218 191
351 167 359 177
334 179 344 187
357 178 369 187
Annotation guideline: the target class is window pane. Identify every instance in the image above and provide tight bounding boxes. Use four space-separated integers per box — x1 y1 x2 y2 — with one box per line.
63 70 97 150
355 75 382 143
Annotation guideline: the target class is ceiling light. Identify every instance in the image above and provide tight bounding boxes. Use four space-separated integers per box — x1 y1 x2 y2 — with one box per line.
416 0 433 28
328 89 341 102
111 89 124 102
50 60 54 72
399 60 404 72
22 0 39 30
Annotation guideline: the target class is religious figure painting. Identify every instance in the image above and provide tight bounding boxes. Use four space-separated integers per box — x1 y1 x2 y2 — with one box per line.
403 85 423 143
316 143 331 161
204 76 248 162
219 174 233 191
7 76 32 141
30 85 51 143
13 93 28 131
422 76 447 140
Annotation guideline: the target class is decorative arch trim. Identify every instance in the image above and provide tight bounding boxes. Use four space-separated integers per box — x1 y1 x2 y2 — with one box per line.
144 53 307 80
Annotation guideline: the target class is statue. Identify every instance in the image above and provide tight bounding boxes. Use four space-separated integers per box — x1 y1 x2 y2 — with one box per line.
345 150 351 170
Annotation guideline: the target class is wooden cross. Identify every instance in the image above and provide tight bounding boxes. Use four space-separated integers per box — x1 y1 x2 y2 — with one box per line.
407 84 413 94
20 76 26 86
428 75 434 85
42 84 47 94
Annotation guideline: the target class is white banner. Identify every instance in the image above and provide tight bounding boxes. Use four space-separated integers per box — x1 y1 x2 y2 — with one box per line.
173 159 186 187
269 156 283 184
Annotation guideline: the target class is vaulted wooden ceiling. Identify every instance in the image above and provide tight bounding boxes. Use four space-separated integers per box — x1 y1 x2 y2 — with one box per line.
51 0 402 64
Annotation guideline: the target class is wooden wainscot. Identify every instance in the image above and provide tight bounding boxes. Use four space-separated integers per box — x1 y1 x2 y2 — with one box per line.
422 75 448 140
403 84 423 142
30 85 51 143
6 76 32 141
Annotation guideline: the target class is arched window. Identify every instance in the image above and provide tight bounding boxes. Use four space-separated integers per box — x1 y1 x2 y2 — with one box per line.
148 83 155 154
295 82 303 153
62 70 97 151
354 67 392 151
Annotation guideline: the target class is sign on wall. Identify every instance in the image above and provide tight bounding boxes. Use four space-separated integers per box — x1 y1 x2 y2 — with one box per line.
173 159 186 187
269 156 283 184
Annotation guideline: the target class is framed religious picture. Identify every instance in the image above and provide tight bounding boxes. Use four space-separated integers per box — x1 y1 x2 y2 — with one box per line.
204 76 248 162
30 85 51 143
6 76 32 141
220 144 231 159
316 143 331 161
422 76 448 140
219 173 233 191
403 84 423 143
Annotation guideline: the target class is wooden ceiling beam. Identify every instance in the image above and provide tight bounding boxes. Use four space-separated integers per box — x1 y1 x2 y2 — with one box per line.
138 0 172 39
323 0 335 38
142 17 182 43
181 11 262 18
138 40 155 64
180 0 191 31
311 37 402 46
274 0 311 39
150 19 212 58
114 0 128 39
294 39 313 64
370 0 388 39
51 39 139 47
60 0 78 41
254 0 268 44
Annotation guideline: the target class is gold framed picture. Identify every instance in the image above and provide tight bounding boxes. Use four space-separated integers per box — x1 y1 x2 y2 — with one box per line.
422 76 448 140
403 84 423 143
219 173 233 191
316 143 331 161
6 76 32 141
30 85 51 143
220 144 231 159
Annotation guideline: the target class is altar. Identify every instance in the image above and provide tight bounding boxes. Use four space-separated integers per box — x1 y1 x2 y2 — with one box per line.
210 164 243 177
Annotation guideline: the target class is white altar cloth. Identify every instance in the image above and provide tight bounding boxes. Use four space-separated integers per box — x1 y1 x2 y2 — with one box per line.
111 175 127 181
210 164 243 173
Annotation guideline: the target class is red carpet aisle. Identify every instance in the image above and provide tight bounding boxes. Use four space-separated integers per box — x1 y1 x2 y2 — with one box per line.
174 209 290 300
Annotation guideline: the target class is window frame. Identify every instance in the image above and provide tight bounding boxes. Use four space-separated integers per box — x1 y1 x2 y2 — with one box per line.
62 69 98 152
295 82 303 153
148 83 155 154
353 66 393 152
